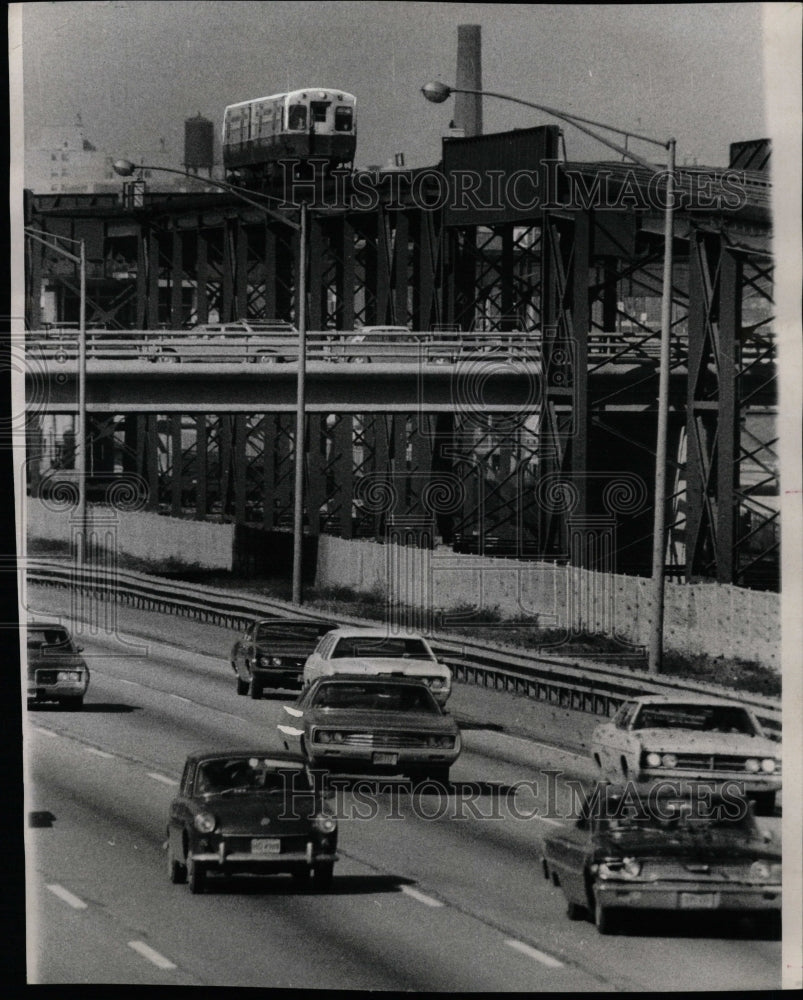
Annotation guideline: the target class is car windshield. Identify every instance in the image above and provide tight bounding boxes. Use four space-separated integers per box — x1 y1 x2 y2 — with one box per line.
195 757 312 795
331 636 434 660
254 622 333 644
27 628 75 652
631 704 757 734
591 798 756 836
311 682 440 713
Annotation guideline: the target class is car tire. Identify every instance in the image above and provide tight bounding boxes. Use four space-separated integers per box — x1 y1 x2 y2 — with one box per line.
593 893 617 935
312 862 334 889
249 676 262 700
292 867 311 883
752 792 776 816
236 674 249 696
167 841 187 884
566 900 586 921
427 766 450 786
60 696 83 710
187 854 206 894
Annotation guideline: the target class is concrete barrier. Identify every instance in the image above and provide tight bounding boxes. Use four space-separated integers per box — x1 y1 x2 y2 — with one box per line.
315 535 780 671
25 497 234 571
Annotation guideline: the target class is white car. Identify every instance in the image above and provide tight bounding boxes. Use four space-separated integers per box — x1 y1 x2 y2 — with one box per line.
590 694 781 814
302 628 452 705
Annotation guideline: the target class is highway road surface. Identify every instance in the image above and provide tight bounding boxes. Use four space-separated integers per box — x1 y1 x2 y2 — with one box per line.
24 587 782 989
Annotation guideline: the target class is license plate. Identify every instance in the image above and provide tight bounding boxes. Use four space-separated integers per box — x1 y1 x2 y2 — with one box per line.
251 838 281 854
680 892 717 909
372 752 398 765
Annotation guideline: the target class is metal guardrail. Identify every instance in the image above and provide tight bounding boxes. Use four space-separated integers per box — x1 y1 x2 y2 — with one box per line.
24 326 773 367
25 559 782 738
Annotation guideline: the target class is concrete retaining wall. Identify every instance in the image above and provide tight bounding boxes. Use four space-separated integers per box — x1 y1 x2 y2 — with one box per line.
25 498 234 571
316 535 780 671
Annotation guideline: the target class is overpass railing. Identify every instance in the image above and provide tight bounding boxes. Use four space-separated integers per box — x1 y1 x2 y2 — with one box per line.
25 558 781 738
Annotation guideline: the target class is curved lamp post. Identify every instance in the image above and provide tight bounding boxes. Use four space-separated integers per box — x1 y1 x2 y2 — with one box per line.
422 82 675 674
112 160 309 605
25 227 87 557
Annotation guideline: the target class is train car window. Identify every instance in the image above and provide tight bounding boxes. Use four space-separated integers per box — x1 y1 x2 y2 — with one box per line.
288 104 307 130
311 101 330 124
335 107 353 132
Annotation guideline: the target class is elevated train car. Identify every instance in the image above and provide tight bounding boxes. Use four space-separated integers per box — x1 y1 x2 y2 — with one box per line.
222 87 356 183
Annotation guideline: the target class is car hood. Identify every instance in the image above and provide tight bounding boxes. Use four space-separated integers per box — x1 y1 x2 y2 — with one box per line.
307 708 457 733
633 729 779 756
592 829 780 862
324 658 448 677
196 793 325 834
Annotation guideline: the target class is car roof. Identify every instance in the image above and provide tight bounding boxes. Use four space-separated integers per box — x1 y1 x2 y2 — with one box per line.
184 748 307 766
327 627 428 640
251 618 339 629
309 674 432 687
627 695 756 710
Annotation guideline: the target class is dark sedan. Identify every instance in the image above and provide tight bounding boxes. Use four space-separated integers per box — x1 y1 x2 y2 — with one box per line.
230 618 338 699
541 782 781 934
166 749 339 894
277 675 461 782
27 622 90 709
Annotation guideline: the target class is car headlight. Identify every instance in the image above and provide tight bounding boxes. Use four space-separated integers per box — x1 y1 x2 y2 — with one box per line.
428 677 445 689
661 753 677 768
270 657 284 667
332 732 345 743
761 758 777 773
745 758 760 773
316 731 332 744
749 860 781 881
194 811 216 833
313 815 337 834
645 752 662 767
56 670 82 682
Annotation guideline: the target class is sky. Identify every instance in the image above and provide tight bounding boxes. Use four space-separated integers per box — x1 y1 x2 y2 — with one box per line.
17 1 775 171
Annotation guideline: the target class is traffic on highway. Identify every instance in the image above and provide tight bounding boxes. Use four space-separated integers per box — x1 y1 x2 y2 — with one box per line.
24 590 783 989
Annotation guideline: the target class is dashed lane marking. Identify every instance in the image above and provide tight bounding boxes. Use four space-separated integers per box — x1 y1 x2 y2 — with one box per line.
169 694 192 704
128 941 177 970
505 939 564 969
31 727 57 737
85 747 113 759
46 884 88 910
146 772 179 787
400 885 444 908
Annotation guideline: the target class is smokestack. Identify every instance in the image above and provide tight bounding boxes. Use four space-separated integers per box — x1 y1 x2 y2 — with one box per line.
454 24 482 137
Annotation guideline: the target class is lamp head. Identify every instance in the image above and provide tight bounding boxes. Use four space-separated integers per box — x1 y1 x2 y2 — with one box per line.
112 159 137 177
421 81 452 104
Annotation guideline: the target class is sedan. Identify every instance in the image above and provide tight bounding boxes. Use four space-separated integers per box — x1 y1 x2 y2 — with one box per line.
278 675 461 782
26 622 90 709
542 782 781 934
302 627 452 705
166 749 338 894
590 695 781 814
231 618 339 698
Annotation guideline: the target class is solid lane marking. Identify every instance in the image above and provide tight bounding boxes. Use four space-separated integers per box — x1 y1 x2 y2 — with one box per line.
46 884 87 910
533 815 564 827
169 694 192 704
146 772 178 787
505 939 564 969
128 941 177 970
400 885 444 908
31 727 57 737
85 747 113 759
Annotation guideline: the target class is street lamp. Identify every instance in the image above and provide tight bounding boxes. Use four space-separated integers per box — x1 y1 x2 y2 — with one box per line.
25 227 88 558
422 82 675 674
112 160 309 604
